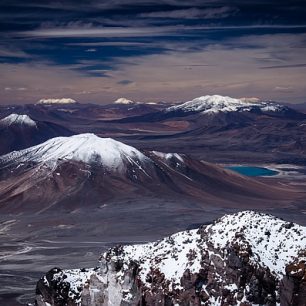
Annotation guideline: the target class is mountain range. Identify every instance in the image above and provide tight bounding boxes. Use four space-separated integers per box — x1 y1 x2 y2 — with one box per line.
1 95 305 164
0 95 306 306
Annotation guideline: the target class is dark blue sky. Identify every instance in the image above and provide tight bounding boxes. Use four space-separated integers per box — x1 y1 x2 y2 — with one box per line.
1 0 306 104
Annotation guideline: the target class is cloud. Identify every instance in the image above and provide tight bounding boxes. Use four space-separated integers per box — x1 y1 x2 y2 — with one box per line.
67 42 151 47
16 24 306 39
3 86 27 91
17 26 174 38
3 32 305 104
2 0 306 105
85 48 97 52
140 6 238 19
260 63 306 69
0 48 30 59
117 79 134 85
274 86 293 93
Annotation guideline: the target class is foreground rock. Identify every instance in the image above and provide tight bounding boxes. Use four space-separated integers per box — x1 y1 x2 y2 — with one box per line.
35 211 306 306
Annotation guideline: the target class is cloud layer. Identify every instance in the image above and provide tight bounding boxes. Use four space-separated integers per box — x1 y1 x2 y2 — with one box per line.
1 0 306 104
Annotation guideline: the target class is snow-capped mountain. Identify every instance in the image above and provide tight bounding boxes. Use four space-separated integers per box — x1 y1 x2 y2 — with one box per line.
0 113 37 127
35 211 306 306
0 133 289 214
166 95 287 114
0 113 72 155
37 98 76 105
114 97 134 105
0 133 148 170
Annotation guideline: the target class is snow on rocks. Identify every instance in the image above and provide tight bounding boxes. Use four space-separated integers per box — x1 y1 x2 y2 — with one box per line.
36 211 306 305
205 210 306 278
166 95 286 114
106 211 305 289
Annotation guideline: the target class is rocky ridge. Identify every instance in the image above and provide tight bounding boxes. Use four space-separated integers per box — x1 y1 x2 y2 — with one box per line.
35 211 306 306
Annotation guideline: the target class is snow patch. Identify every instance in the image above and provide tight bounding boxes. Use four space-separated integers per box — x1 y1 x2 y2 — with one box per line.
152 151 184 162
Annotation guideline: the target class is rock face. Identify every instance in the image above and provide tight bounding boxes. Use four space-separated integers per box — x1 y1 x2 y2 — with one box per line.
35 211 306 306
280 252 306 306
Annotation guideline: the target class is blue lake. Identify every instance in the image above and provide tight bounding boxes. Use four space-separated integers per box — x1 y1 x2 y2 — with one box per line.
225 166 279 177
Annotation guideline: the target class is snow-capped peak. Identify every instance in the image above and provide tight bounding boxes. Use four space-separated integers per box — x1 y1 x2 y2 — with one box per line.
0 114 37 127
105 210 305 288
114 97 134 105
166 95 285 114
36 211 306 305
37 98 76 105
0 133 148 170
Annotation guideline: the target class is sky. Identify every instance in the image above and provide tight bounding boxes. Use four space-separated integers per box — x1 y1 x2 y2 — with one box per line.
1 0 306 105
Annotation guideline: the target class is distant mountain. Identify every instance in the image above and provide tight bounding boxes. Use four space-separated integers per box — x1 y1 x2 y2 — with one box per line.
109 95 306 163
114 95 305 124
0 113 37 127
36 98 77 105
35 211 306 306
166 95 287 114
1 96 305 164
0 133 291 213
0 113 73 155
114 97 134 105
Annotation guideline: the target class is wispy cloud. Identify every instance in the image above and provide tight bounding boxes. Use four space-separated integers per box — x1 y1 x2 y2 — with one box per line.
67 42 151 47
85 48 97 52
2 0 306 104
260 63 306 69
140 6 238 19
16 24 306 38
117 79 134 85
0 48 30 58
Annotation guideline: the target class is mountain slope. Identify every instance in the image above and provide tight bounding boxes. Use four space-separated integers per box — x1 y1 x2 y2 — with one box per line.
0 113 73 155
35 211 306 306
0 134 297 214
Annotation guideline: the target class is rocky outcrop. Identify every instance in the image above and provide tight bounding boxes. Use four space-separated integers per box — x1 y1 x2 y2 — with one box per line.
280 251 306 306
35 211 306 305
